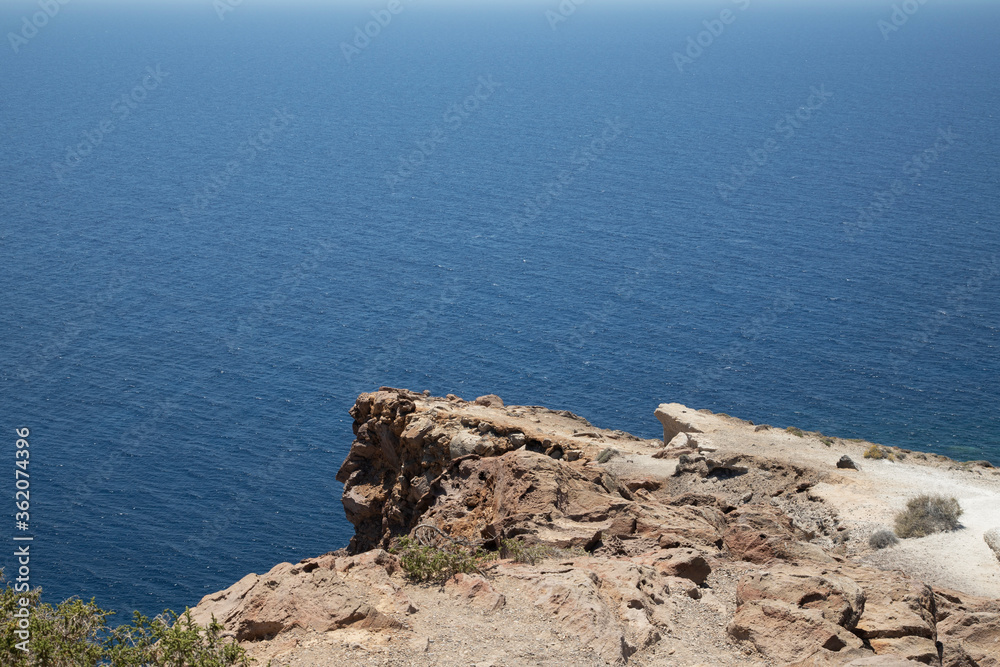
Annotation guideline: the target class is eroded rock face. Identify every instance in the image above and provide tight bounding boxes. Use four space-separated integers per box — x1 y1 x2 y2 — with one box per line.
726 561 948 664
506 559 671 664
194 389 1000 666
189 550 414 642
654 403 715 443
728 598 867 663
935 589 1000 667
735 566 867 629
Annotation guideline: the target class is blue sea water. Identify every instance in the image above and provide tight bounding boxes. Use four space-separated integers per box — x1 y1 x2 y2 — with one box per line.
1 1 998 618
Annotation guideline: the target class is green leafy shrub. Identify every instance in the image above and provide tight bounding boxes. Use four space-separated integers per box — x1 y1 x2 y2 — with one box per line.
1 571 253 666
820 437 835 447
894 495 963 538
390 537 494 582
869 529 899 550
785 427 805 437
104 611 252 666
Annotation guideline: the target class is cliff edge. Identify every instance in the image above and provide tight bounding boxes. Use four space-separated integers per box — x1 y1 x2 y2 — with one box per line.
191 389 1000 666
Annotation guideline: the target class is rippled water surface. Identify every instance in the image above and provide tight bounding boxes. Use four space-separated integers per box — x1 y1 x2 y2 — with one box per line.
1 2 997 616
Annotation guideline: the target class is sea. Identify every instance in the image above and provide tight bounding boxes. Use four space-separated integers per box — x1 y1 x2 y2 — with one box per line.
1 0 997 619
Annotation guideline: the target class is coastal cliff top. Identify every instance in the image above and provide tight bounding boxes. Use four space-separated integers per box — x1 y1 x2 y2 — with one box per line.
192 389 1000 666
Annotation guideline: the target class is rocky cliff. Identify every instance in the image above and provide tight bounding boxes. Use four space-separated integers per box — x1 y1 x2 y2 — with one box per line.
191 388 1000 666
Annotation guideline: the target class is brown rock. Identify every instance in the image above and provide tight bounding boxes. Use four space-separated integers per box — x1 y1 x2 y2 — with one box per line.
736 566 866 629
189 550 409 642
654 403 720 443
445 573 506 613
794 653 913 666
200 391 1000 667
935 588 1000 667
852 583 936 640
724 502 818 563
507 559 670 664
654 548 712 586
867 635 940 663
664 431 692 450
475 394 504 408
728 599 865 663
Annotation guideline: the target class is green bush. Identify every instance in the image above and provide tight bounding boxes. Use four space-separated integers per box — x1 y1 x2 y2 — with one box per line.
1 571 253 666
785 427 805 437
390 537 494 583
894 495 963 538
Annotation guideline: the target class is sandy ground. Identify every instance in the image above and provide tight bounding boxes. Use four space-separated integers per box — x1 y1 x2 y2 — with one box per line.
826 455 1000 598
659 413 1000 599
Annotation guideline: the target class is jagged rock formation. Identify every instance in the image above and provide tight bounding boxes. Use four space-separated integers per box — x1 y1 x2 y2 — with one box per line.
192 389 1000 666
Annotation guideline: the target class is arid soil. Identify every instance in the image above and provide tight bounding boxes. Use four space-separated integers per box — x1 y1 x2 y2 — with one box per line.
191 389 1000 666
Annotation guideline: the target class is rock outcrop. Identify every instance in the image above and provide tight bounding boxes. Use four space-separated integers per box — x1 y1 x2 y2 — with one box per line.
191 389 1000 666
986 529 1000 562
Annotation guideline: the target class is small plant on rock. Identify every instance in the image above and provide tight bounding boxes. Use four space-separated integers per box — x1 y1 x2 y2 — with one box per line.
596 448 618 464
894 494 963 538
785 427 805 437
390 537 493 583
864 444 895 461
499 538 551 565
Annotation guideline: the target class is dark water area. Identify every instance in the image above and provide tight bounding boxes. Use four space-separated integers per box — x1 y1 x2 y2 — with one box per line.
1 1 997 617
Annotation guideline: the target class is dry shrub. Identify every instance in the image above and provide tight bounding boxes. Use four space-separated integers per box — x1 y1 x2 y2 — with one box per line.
596 448 618 464
894 494 963 538
864 444 895 461
869 529 899 550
